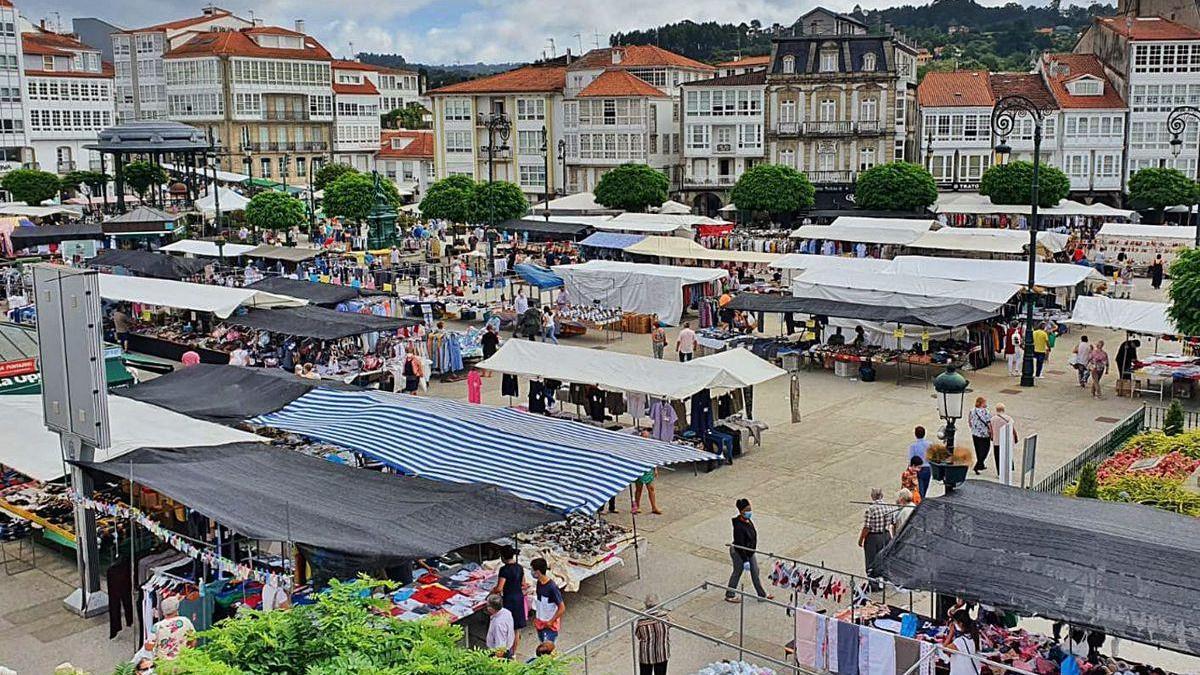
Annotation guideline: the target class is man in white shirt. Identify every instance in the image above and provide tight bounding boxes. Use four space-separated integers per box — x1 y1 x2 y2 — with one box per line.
676 322 696 362
485 594 516 659
514 290 529 315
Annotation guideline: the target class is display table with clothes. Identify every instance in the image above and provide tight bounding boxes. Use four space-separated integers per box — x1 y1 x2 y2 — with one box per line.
381 563 498 624
0 480 129 549
1131 354 1200 401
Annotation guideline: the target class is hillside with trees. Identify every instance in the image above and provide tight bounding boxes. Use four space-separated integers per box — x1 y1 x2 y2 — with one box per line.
357 52 522 90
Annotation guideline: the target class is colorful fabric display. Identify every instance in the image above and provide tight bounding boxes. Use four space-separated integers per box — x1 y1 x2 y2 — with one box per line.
794 610 819 669
836 621 859 675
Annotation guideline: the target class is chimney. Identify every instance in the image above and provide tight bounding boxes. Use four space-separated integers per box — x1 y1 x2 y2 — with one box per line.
253 17 264 27
295 19 305 34
566 48 572 65
202 4 215 15
612 48 623 64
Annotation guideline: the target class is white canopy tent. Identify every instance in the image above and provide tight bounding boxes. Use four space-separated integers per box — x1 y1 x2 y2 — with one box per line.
552 260 727 325
0 203 83 218
0 395 266 482
656 200 692 214
689 347 787 386
477 340 780 399
623 235 781 265
159 238 257 258
792 268 1021 312
195 187 250 214
531 191 614 213
768 254 896 285
890 255 1102 289
1066 296 1179 336
523 214 617 227
160 162 250 184
790 216 937 246
935 192 1136 219
98 273 305 318
1097 223 1196 241
905 227 1069 256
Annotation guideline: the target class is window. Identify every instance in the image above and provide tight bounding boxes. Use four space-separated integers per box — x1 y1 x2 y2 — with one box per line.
446 130 472 153
517 98 544 121
819 99 836 122
43 56 55 71
820 50 837 72
686 124 710 150
958 153 989 180
862 53 876 71
517 130 542 155
519 164 546 187
859 98 878 122
779 100 797 124
261 158 271 177
1069 78 1101 96
930 154 952 181
738 124 762 149
859 146 876 171
1064 154 1089 178
444 97 472 121
780 149 795 167
782 56 795 74
278 156 290 178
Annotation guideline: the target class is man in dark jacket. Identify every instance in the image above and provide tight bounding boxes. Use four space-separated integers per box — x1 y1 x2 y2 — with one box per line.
725 498 773 602
1115 339 1140 380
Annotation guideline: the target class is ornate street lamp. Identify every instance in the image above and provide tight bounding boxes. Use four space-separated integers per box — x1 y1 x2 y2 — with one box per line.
1167 105 1200 245
932 365 970 490
991 94 1046 388
483 111 511 283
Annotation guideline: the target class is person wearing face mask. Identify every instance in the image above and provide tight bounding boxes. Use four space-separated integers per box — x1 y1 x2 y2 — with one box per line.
725 498 773 602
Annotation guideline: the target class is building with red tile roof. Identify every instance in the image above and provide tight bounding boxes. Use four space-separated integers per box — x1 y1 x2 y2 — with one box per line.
917 71 994 108
715 54 771 77
332 59 383 167
164 27 331 60
1094 16 1200 41
427 65 566 95
568 45 714 73
377 130 435 200
1040 54 1126 109
577 69 669 98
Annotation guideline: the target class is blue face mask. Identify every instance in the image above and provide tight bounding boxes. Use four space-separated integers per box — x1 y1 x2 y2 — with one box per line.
743 511 753 520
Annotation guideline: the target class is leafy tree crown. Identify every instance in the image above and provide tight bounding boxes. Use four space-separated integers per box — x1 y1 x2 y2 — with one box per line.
1 169 60 205
978 160 1069 208
730 163 815 215
854 162 937 211
593 163 669 212
1128 167 1199 212
245 191 307 232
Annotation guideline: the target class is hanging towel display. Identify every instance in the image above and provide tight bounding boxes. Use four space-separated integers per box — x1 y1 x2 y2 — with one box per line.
894 636 922 675
867 626 896 675
858 624 872 675
836 620 859 675
794 610 819 669
826 617 839 673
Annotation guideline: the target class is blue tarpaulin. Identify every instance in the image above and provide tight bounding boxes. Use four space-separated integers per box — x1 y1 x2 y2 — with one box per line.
513 263 564 290
578 232 646 250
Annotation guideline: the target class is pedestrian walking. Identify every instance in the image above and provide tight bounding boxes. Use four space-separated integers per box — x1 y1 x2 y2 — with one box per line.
635 594 671 675
907 426 932 500
1150 254 1164 290
1115 338 1140 381
1088 340 1110 399
725 498 772 602
1004 324 1022 377
1032 323 1051 378
491 546 527 652
989 404 1018 475
858 488 894 590
651 324 667 359
969 397 992 474
531 558 565 644
676 322 696 362
892 489 915 536
541 306 558 344
633 467 661 515
149 596 195 661
1071 335 1093 387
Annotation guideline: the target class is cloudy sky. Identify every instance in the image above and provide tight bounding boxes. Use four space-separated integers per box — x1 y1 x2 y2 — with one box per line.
35 0 1000 65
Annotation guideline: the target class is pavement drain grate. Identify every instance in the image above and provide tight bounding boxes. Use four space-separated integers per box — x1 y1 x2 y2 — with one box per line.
999 389 1022 394
1047 370 1068 375
1095 416 1121 423
591 345 607 350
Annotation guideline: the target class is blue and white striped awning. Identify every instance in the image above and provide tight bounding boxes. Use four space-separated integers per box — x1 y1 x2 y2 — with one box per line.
252 388 710 513
578 232 646 250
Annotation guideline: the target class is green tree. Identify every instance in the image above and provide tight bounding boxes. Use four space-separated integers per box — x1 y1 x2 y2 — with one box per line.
382 102 430 130
1 169 60 205
593 163 669 212
59 170 107 194
1163 399 1186 436
245 191 307 234
122 161 168 202
419 174 476 223
323 173 379 223
854 162 938 211
1169 248 1200 341
978 160 1069 208
469 180 529 225
730 163 815 220
1075 462 1098 499
314 162 358 191
1128 167 1199 220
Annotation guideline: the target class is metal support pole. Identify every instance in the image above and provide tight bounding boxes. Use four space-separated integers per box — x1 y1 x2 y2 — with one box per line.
1022 126 1040 388
738 586 746 661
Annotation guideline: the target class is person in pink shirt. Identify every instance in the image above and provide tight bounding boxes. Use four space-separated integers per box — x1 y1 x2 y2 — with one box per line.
675 323 696 362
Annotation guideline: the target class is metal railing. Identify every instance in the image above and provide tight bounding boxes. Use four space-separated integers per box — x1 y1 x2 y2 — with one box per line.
804 121 854 135
1142 403 1200 431
808 170 856 184
1031 406 1145 493
264 109 309 121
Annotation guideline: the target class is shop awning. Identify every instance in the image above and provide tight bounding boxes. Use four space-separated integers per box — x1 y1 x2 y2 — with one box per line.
496 218 591 240
890 255 1102 289
530 191 617 214
905 227 1068 255
478 339 746 399
1097 222 1197 241
246 276 363 306
0 395 265 482
769 254 896 273
90 249 209 280
102 206 180 235
726 293 996 328
9 222 104 248
244 177 285 190
195 187 250 214
934 193 1136 218
224 305 416 340
623 235 781 265
552 260 728 325
790 217 937 245
870 481 1200 656
98 273 306 318
159 239 257 258
578 232 647 250
0 204 83 218
253 387 713 513
244 244 322 262
1066 296 1179 336
512 263 563 290
689 347 787 386
792 269 1021 312
115 364 340 424
74 443 559 559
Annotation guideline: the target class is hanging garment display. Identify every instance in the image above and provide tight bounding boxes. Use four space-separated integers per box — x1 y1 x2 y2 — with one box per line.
501 374 519 398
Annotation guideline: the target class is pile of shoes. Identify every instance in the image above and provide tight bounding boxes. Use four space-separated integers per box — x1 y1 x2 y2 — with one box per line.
516 513 630 560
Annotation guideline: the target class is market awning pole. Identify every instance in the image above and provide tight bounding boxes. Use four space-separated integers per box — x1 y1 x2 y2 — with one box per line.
628 484 641 580
129 459 140 640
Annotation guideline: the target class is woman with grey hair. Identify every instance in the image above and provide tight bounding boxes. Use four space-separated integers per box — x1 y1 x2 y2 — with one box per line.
858 487 894 590
635 593 670 675
485 593 516 659
149 595 195 661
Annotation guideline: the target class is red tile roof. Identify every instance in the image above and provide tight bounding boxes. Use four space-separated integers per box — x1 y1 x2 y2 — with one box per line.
333 59 379 72
569 45 715 71
24 67 112 79
577 69 668 97
124 9 235 33
0 1 13 7
427 65 566 95
22 31 95 56
988 72 1058 111
1096 16 1200 41
164 27 331 60
715 55 771 68
333 81 380 95
1041 54 1126 109
377 130 434 159
917 70 994 107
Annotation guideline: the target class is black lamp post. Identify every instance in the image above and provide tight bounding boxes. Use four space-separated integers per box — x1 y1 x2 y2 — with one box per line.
557 138 567 196
991 94 1045 388
307 157 318 235
924 124 934 173
933 365 970 490
1167 105 1200 244
483 111 511 282
208 144 221 240
541 126 552 222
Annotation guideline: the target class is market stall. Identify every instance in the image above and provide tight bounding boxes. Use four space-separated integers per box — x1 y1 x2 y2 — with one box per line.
769 253 895 286
1066 295 1177 337
791 268 1021 313
246 276 367 307
496 218 592 242
552 259 728 325
101 206 181 245
194 187 249 216
5 222 104 256
243 244 322 266
621 235 781 266
89 249 209 280
889 255 1102 308
790 216 938 253
159 238 257 259
114 363 335 423
904 226 1069 259
1096 222 1195 270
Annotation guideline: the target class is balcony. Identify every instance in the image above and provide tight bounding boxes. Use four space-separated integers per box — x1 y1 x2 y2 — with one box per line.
478 145 511 159
1070 175 1121 191
713 142 735 154
776 122 800 137
683 175 737 189
804 121 854 136
264 109 309 121
855 120 887 135
808 170 856 185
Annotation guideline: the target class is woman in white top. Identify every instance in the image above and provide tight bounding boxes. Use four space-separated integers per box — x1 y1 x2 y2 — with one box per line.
942 610 981 675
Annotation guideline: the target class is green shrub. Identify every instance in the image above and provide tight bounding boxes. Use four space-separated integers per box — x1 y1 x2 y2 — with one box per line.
1164 400 1186 437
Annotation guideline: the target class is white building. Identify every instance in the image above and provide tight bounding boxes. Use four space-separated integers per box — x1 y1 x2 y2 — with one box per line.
378 66 422 113
376 129 433 199
917 71 996 190
679 71 766 214
1040 53 1126 198
21 28 113 175
563 45 714 192
428 63 566 201
111 6 250 122
332 59 381 171
714 55 770 78
0 0 25 171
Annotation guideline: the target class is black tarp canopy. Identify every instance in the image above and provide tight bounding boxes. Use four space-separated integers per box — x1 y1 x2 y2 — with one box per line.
224 305 417 340
246 276 363 306
10 223 104 248
90 249 208 280
74 443 559 559
870 481 1200 655
114 364 343 423
726 294 996 328
497 218 592 241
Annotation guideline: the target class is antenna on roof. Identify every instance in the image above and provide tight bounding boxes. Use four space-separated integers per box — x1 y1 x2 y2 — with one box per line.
547 37 556 58
348 40 355 59
573 32 582 54
593 29 601 49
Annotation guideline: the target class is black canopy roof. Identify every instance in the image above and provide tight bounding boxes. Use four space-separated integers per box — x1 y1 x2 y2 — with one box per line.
90 249 207 280
497 218 592 241
247 276 362 306
871 481 1200 656
10 223 104 248
75 443 559 559
726 293 995 328
114 364 340 424
224 305 417 340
